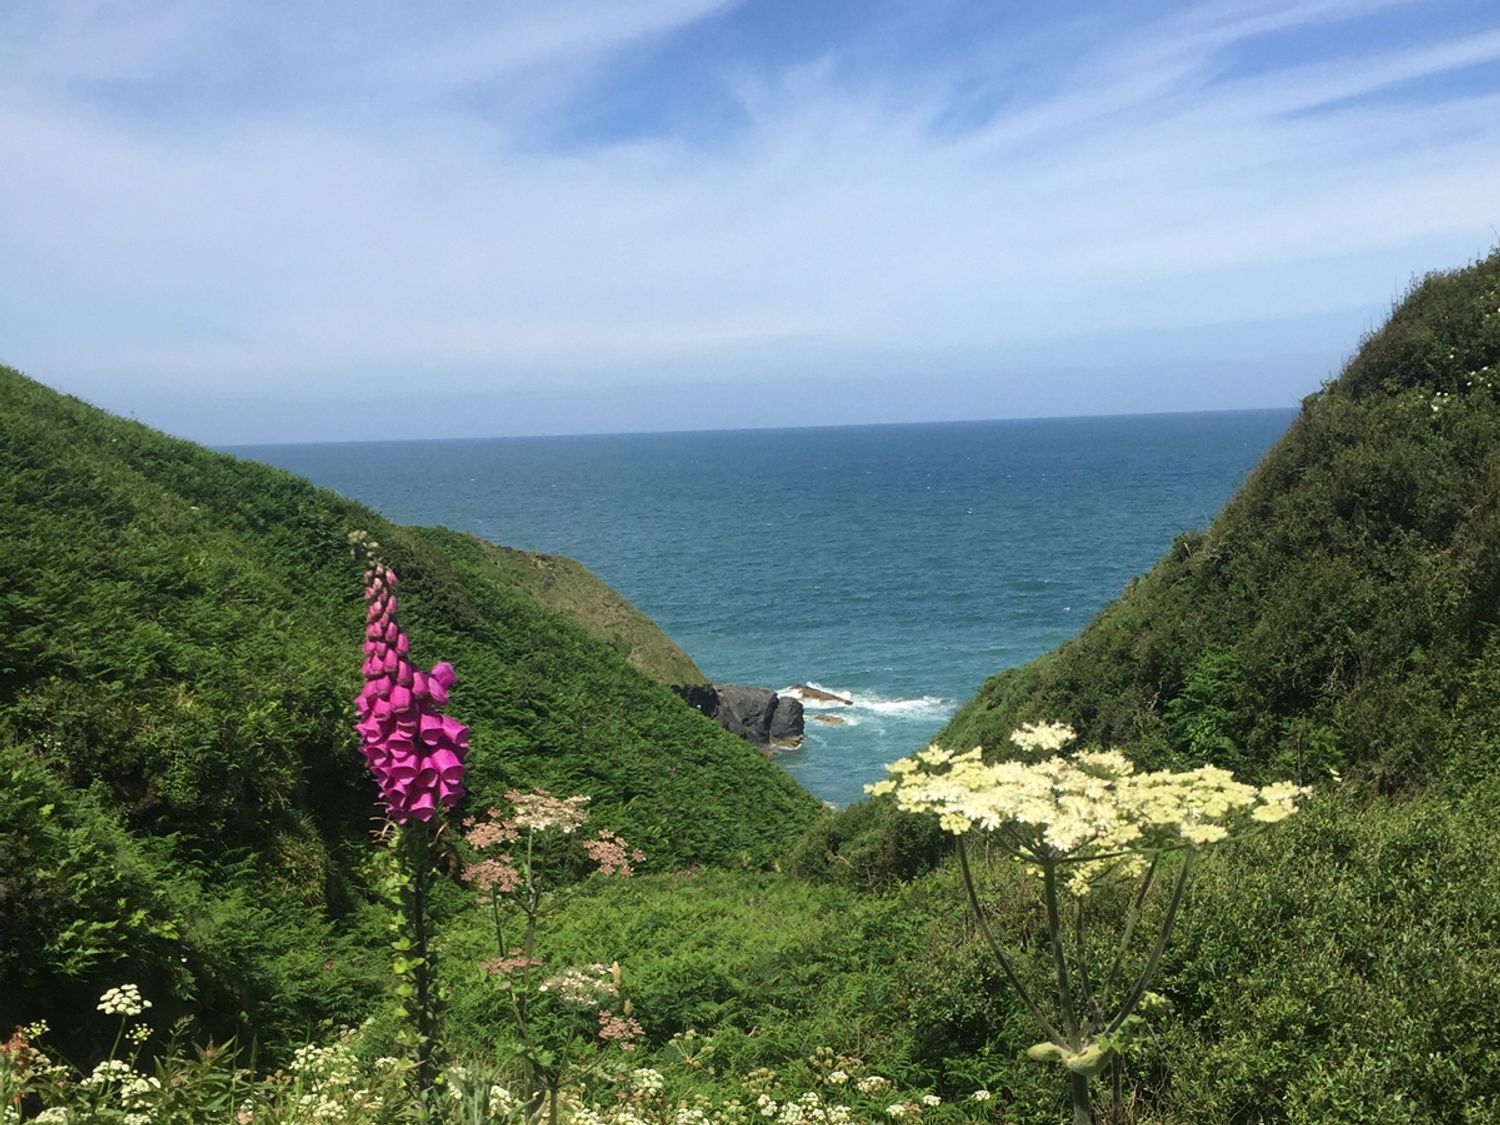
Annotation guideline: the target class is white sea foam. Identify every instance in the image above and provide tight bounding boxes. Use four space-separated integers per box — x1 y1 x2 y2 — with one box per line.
859 694 950 717
781 681 855 708
782 682 951 720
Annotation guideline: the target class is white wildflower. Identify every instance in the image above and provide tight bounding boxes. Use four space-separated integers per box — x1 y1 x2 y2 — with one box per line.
631 1068 665 1094
97 985 152 1018
81 1060 136 1088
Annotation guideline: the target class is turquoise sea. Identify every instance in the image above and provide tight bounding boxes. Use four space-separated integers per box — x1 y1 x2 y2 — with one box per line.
231 409 1295 806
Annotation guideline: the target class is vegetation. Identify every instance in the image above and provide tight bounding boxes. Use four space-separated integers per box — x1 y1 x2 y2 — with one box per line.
466 540 705 689
6 251 1500 1122
940 252 1500 792
0 365 817 1052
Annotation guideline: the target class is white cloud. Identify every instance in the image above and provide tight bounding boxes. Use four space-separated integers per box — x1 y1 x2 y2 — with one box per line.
1 0 1497 438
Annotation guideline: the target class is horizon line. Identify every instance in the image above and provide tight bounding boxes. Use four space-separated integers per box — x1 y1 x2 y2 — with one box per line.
220 403 1302 451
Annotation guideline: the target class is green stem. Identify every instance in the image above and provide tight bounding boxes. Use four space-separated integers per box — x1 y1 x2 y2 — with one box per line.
957 836 1065 1045
1070 1073 1093 1125
1043 858 1091 1125
409 825 438 1098
1074 896 1103 1028
1105 852 1194 1037
1100 855 1158 1010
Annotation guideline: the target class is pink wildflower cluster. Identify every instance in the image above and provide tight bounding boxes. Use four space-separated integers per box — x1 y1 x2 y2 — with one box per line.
481 949 544 976
597 1011 644 1050
462 856 522 899
352 555 469 822
580 829 645 877
463 810 521 850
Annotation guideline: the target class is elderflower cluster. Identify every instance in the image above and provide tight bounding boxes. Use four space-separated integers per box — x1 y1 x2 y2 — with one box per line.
539 964 614 1008
80 1060 137 1089
508 789 591 834
96 985 152 1018
286 1037 385 1124
1011 720 1078 755
869 726 1307 894
631 1068 666 1094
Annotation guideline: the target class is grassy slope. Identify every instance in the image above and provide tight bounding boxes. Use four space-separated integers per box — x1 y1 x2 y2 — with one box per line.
467 539 706 687
0 366 816 1047
939 251 1500 790
518 775 1500 1123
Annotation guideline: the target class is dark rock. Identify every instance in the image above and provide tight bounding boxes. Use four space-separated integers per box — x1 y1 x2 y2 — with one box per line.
788 683 853 705
671 682 719 717
769 695 804 746
673 682 806 751
712 684 778 746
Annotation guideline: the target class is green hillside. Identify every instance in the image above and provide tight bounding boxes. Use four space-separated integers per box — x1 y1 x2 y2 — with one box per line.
942 251 1500 791
466 539 706 688
0 366 816 1046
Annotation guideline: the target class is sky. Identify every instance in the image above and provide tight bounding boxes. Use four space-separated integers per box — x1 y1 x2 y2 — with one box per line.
2 0 1499 444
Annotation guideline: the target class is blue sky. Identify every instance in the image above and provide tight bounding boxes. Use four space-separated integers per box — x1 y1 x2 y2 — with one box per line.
2 0 1498 443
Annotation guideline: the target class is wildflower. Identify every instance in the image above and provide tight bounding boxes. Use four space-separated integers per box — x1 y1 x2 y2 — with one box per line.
869 735 1307 894
581 828 644 876
351 540 469 822
920 1094 941 1107
463 856 523 897
540 965 614 1008
631 1068 665 1094
121 1075 162 1106
34 1111 68 1125
81 1059 136 1088
969 1090 992 1102
855 1076 890 1094
464 813 520 849
507 789 591 834
599 1011 645 1050
885 1104 908 1118
97 984 152 1018
481 949 544 976
1010 721 1077 754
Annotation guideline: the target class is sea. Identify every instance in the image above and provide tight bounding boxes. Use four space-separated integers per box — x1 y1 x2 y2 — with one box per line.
229 409 1295 807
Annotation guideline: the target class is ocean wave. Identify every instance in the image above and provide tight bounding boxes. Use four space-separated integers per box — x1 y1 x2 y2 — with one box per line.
859 694 951 717
781 681 855 708
783 682 951 719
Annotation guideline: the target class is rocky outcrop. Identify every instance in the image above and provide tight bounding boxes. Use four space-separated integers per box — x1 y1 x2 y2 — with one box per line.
672 683 805 752
769 695 804 744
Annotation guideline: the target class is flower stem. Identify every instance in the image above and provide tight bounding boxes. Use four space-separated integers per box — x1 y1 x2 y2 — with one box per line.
1043 858 1091 1125
957 836 1065 1046
1105 851 1194 1037
409 825 438 1098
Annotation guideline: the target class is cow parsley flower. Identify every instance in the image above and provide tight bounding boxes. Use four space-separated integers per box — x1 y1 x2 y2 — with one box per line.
868 733 1307 894
97 985 151 1018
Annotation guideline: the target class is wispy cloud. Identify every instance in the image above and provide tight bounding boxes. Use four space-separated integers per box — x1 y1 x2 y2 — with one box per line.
1 0 1497 439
